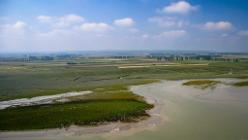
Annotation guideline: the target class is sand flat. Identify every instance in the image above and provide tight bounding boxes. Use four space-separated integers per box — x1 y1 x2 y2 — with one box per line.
0 91 92 110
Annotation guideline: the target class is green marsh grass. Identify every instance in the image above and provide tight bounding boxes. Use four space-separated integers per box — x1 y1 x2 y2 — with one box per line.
182 80 219 89
233 81 248 87
0 100 153 130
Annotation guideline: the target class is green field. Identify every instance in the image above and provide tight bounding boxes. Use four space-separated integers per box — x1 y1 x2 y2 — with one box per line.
0 58 248 130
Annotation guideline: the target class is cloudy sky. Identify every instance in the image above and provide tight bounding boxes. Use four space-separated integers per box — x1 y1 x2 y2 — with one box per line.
0 0 248 52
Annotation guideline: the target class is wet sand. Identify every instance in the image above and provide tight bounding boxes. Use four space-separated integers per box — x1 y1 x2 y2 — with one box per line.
0 91 92 110
1 78 248 140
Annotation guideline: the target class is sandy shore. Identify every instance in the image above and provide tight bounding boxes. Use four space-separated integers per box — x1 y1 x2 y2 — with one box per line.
0 91 92 110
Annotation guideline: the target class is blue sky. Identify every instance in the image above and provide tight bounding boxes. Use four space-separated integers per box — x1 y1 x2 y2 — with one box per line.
0 0 248 52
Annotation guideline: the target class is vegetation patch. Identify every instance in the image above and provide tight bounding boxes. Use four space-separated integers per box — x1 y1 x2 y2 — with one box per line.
0 100 153 131
233 81 248 87
182 80 220 89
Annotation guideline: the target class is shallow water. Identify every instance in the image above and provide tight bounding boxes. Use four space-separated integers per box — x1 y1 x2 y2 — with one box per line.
1 79 248 140
127 79 248 140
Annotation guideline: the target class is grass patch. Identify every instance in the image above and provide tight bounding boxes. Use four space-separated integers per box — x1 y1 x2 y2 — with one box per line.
0 100 153 131
233 81 248 87
183 80 219 89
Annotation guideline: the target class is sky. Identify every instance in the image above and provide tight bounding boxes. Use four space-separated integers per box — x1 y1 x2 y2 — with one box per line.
0 0 248 52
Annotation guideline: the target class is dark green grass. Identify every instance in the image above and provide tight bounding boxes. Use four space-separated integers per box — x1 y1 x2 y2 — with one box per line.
182 80 219 89
182 80 219 86
0 100 153 130
233 81 248 87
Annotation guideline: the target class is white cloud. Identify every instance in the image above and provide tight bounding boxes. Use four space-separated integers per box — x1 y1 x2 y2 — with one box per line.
203 21 232 30
37 15 52 23
157 30 187 38
148 16 187 28
114 18 134 27
163 1 198 14
12 21 27 30
55 14 84 28
37 14 84 28
80 22 110 32
238 30 248 36
0 21 27 31
60 14 84 23
0 21 29 52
